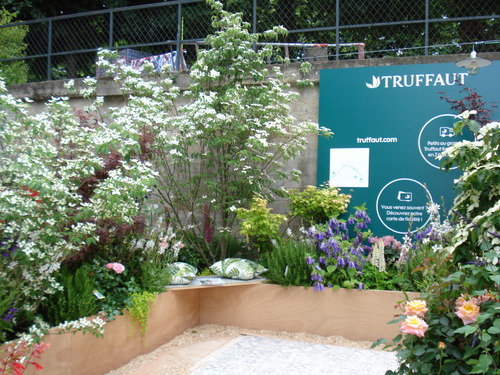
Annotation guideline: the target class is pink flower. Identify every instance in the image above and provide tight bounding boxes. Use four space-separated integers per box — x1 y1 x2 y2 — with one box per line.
455 300 480 325
105 262 125 274
404 299 428 317
401 315 429 338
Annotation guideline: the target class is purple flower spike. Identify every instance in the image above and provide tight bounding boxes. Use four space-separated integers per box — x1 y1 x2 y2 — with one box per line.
316 232 325 241
329 218 339 230
356 222 366 230
313 282 325 292
355 210 368 220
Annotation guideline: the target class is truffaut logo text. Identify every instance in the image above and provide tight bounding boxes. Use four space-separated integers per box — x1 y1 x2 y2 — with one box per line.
365 72 468 89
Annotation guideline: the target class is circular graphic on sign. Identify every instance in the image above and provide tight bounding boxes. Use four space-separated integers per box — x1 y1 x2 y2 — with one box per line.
418 114 474 169
376 178 433 234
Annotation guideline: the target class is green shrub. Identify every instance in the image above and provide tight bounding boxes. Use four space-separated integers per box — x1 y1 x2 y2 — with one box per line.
0 9 29 85
236 196 287 253
287 184 351 226
265 240 313 287
39 266 101 326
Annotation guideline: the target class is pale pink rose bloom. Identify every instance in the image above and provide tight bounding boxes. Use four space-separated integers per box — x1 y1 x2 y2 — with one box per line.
404 299 428 317
455 300 480 325
401 315 429 338
455 296 467 308
106 262 125 274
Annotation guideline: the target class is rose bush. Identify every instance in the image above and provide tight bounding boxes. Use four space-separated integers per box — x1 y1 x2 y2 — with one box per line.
377 115 499 375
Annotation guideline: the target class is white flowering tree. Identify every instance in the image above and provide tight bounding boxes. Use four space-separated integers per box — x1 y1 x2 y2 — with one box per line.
152 0 331 264
0 73 159 345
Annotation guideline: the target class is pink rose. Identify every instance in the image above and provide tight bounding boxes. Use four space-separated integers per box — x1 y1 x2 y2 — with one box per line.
455 300 480 325
106 262 125 274
404 299 428 317
401 315 429 338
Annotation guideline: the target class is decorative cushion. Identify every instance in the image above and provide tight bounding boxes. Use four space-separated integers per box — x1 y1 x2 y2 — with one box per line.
167 262 197 285
209 258 267 280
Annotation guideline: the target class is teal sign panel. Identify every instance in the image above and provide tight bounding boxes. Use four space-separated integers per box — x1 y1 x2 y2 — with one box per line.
318 61 500 238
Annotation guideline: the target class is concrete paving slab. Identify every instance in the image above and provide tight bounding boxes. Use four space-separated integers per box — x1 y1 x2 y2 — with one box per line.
189 335 398 375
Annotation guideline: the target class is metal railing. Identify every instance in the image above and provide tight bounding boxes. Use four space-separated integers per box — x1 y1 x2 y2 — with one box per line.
0 0 498 83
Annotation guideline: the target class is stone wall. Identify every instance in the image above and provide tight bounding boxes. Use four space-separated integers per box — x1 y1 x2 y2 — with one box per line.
8 52 499 214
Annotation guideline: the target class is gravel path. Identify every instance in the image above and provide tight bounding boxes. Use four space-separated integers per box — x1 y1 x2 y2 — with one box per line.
104 324 378 375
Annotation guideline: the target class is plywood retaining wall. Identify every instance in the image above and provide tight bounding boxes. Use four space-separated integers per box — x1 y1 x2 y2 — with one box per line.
19 283 417 375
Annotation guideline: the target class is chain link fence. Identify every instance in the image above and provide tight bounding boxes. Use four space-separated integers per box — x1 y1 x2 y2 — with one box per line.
0 0 498 83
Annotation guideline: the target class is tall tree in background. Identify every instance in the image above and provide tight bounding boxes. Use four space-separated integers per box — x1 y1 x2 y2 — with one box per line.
0 9 29 85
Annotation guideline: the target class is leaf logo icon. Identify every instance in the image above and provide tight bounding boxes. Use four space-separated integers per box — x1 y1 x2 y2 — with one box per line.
366 76 381 89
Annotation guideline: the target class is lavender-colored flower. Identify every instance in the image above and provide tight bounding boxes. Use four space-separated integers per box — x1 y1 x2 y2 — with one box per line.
325 227 334 238
350 247 360 256
305 256 315 265
313 282 325 292
347 217 355 225
352 233 363 247
311 273 323 282
1 308 19 322
337 257 347 268
356 222 367 230
318 256 326 265
358 283 364 290
330 239 340 253
361 245 372 253
355 210 367 220
315 232 325 241
348 260 356 269
342 233 349 241
1 238 19 258
339 222 347 231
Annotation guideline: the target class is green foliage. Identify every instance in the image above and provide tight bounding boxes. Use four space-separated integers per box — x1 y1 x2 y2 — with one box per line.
439 116 499 263
126 291 156 339
383 115 500 374
359 263 404 291
265 240 313 287
384 254 499 375
287 184 351 226
87 259 141 320
38 266 101 327
236 196 287 253
150 0 331 265
0 8 28 85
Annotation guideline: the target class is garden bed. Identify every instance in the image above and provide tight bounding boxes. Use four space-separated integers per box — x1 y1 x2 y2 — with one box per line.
20 283 417 375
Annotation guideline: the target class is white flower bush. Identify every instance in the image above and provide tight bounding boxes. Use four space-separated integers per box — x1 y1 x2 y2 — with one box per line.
148 0 331 264
0 65 158 344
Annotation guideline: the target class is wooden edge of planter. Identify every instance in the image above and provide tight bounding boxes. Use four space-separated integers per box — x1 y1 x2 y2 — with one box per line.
11 283 417 375
200 283 419 342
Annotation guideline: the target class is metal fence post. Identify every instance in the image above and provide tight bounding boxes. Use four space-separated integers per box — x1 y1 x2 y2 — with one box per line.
253 0 257 34
424 0 429 55
335 0 340 60
47 19 52 81
176 2 182 71
109 11 114 48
